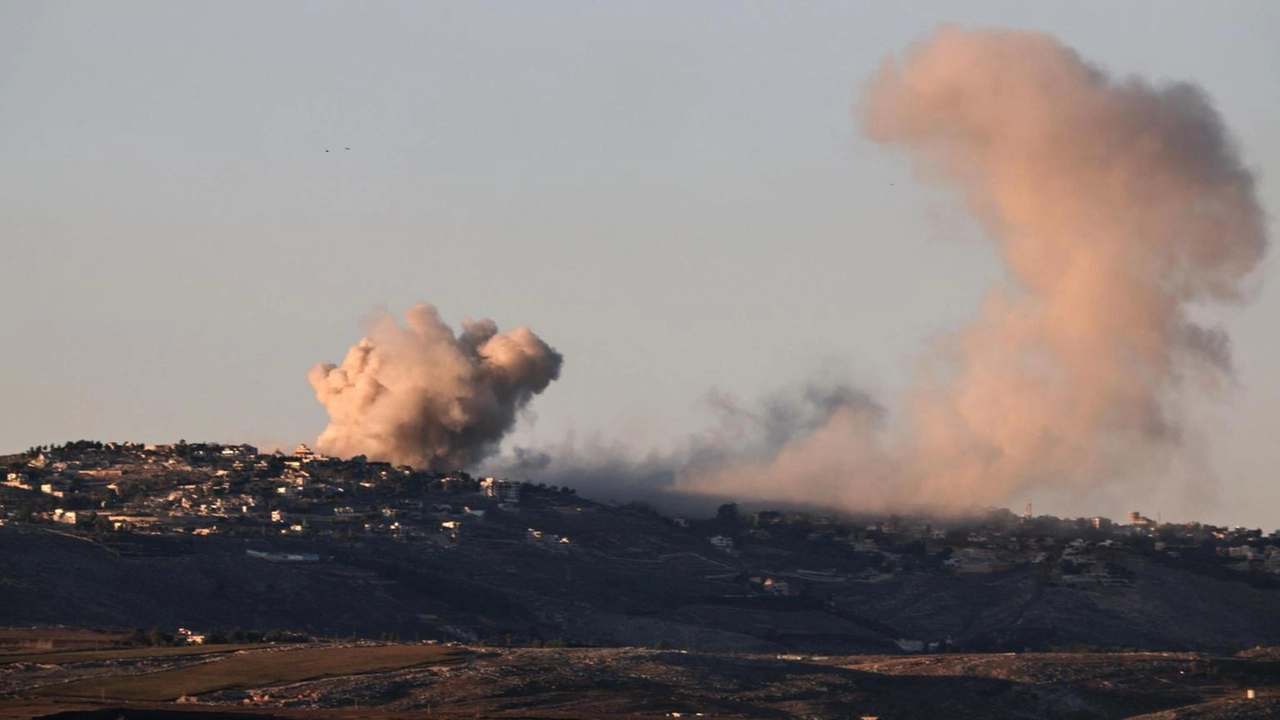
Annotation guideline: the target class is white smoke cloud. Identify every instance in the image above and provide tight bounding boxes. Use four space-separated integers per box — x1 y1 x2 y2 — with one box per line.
308 302 562 470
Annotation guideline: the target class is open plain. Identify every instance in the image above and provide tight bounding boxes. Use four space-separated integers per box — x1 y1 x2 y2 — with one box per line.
4 640 1280 719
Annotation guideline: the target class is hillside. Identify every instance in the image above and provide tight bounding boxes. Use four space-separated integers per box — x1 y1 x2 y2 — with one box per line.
3 441 1280 654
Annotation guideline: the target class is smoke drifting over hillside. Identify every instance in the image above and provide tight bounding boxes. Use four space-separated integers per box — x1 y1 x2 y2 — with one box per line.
498 27 1268 514
308 303 562 470
311 28 1266 516
494 381 885 511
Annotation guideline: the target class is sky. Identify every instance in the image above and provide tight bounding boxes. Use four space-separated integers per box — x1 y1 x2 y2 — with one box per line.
2 1 1277 527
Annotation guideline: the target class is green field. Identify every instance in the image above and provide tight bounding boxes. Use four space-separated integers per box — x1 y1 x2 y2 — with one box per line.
2 642 274 665
36 644 466 702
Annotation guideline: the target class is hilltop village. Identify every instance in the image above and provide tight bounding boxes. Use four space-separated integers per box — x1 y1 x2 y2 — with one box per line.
3 440 564 545
4 439 1280 654
4 440 1279 588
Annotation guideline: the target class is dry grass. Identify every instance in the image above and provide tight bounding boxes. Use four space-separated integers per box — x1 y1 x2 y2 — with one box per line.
35 644 466 702
2 642 274 665
0 627 131 656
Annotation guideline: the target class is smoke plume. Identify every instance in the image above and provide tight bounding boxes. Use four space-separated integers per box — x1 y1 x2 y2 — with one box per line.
498 27 1268 515
495 380 886 512
308 302 562 470
312 28 1267 516
867 26 1267 508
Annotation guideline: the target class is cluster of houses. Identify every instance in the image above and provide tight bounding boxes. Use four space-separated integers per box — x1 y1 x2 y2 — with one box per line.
6 443 1280 597
0 441 554 546
699 505 1280 595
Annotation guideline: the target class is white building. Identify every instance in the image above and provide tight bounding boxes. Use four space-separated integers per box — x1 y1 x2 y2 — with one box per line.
480 477 522 504
762 578 790 596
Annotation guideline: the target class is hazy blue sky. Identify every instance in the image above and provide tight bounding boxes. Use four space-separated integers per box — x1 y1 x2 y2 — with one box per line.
3 1 1277 526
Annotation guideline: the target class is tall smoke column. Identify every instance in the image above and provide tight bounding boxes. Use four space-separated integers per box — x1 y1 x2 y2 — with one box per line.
862 27 1268 505
308 302 563 470
501 28 1269 514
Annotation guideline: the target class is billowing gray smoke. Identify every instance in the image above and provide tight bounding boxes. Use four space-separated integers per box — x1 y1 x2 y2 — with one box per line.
496 381 884 512
308 302 562 470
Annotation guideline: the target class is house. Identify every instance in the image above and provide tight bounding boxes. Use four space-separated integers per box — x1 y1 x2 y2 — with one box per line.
1127 510 1155 528
851 538 881 553
1062 539 1089 557
526 528 570 552
52 509 78 525
479 478 522 504
945 547 1012 574
220 444 257 458
709 535 735 552
79 468 124 479
246 550 319 563
1227 545 1263 561
40 481 69 498
762 578 791 596
108 514 158 532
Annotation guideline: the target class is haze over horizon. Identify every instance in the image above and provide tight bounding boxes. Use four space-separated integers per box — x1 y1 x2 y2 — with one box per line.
3 3 1278 527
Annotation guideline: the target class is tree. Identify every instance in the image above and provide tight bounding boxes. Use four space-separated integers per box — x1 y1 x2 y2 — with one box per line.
148 627 174 647
716 503 740 533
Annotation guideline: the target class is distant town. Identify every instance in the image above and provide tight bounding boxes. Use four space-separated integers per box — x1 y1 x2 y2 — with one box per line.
5 439 1280 613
